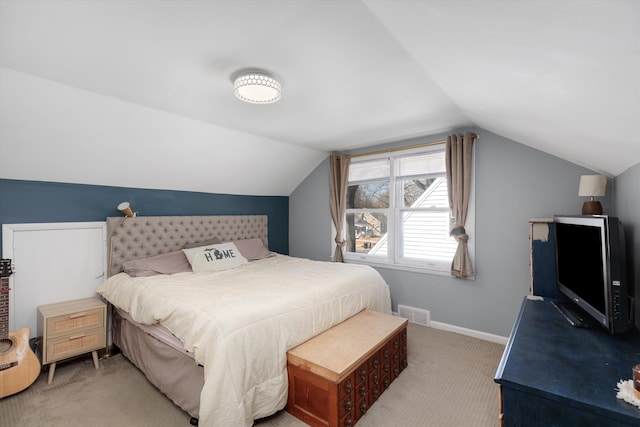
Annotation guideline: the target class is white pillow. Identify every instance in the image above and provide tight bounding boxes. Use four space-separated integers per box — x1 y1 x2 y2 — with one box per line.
182 242 248 272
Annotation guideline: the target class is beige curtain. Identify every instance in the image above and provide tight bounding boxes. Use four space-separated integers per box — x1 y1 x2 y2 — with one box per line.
445 132 476 278
329 155 350 262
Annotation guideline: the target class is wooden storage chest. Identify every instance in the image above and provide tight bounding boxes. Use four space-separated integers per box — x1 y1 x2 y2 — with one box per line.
287 310 408 427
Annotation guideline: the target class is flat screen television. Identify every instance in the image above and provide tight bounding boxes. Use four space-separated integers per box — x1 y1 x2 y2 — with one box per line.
553 215 631 334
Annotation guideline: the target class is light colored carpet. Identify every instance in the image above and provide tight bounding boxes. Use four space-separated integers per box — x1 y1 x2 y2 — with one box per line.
0 323 505 426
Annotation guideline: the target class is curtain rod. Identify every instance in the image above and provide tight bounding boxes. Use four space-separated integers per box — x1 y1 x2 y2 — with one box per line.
345 133 478 159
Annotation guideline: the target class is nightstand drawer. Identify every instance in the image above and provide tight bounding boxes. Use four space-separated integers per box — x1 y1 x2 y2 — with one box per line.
46 307 105 339
45 327 106 363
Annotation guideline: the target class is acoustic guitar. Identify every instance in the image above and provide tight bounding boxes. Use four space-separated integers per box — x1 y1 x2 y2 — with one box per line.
0 259 40 398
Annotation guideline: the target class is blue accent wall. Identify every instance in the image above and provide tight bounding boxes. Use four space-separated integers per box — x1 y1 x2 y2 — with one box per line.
0 179 289 257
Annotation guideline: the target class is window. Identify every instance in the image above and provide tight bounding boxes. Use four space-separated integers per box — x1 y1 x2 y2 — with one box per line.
343 145 473 274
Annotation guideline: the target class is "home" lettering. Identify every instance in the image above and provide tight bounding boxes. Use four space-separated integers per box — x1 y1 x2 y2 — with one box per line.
204 248 237 262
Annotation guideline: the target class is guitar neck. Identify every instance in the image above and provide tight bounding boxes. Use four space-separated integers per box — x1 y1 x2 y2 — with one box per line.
0 276 9 341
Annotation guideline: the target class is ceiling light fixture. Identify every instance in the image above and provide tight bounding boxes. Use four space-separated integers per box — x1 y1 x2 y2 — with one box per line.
233 72 281 104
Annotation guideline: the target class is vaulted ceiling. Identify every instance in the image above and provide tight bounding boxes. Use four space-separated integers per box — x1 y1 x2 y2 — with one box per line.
1 1 638 196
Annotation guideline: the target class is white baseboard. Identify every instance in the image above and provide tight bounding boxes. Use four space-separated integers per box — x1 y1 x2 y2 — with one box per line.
428 321 509 345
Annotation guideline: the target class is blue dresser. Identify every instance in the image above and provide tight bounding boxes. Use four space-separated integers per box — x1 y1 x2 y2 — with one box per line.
529 219 564 299
495 297 640 426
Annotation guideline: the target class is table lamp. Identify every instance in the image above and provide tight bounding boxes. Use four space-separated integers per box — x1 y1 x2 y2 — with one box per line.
578 175 607 215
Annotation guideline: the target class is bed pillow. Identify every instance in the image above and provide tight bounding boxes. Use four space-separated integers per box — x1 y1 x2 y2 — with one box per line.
182 242 248 272
123 250 192 277
232 238 275 261
182 237 221 249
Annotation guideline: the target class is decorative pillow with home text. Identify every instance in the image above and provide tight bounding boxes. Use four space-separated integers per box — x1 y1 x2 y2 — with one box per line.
182 242 248 272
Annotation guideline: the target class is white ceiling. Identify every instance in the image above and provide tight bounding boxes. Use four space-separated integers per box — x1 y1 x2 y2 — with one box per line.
1 1 639 195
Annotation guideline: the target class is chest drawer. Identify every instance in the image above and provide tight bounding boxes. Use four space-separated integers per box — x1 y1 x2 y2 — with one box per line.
45 326 106 363
46 307 105 339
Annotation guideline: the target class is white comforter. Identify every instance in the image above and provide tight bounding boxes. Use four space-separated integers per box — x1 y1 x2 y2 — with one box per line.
97 254 391 426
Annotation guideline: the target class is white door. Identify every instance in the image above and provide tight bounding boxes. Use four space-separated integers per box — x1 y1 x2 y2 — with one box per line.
2 222 107 338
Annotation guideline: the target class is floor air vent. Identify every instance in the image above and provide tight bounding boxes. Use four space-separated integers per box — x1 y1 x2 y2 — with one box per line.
397 305 430 326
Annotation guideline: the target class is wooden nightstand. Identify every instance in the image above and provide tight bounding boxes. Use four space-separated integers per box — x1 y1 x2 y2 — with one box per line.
37 297 106 384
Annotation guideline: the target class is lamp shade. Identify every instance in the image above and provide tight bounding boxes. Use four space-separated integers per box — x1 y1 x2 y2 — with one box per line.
578 175 607 197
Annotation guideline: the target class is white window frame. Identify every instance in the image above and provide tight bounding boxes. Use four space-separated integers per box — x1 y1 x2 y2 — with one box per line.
343 144 475 277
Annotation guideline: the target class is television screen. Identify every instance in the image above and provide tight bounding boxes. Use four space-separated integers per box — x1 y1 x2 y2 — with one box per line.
555 223 605 314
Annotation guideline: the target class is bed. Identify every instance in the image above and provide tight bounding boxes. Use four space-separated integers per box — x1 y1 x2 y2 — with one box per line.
97 215 392 427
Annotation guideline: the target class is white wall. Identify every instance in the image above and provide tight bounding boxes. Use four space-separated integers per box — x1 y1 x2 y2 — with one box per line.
289 157 332 261
614 162 640 328
0 67 326 197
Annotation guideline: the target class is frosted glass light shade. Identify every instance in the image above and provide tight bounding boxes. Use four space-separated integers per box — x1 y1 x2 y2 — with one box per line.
234 73 281 104
578 175 607 197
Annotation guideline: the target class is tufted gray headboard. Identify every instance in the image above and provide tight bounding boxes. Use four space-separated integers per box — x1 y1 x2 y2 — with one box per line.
107 215 269 276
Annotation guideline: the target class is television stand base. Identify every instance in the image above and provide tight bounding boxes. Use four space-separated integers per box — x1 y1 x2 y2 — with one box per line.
551 300 598 329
